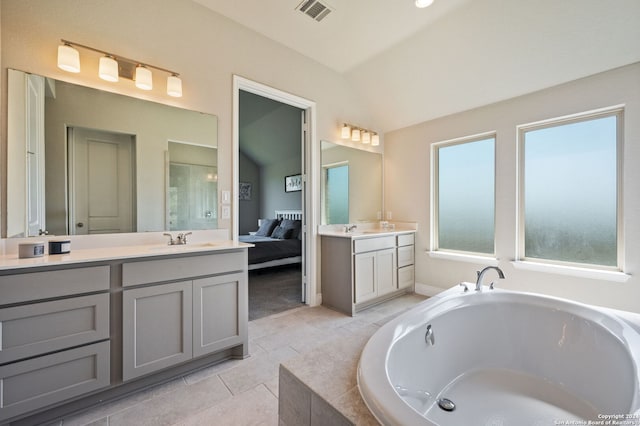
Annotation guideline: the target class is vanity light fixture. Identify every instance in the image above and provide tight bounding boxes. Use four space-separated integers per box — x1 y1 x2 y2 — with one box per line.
415 0 434 8
340 122 380 146
135 65 153 90
57 43 80 73
351 128 361 142
98 55 119 82
341 123 351 139
57 39 182 97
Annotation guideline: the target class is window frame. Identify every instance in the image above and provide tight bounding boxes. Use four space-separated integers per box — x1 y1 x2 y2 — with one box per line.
516 106 625 272
430 131 497 258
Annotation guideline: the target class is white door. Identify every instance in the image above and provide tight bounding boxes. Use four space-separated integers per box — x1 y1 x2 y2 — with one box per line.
7 70 46 237
68 128 135 235
25 74 46 237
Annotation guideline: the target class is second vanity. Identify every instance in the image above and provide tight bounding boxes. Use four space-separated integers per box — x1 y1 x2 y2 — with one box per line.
0 232 250 425
320 225 416 316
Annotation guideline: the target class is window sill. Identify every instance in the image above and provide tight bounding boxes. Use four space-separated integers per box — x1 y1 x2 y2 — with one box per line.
428 250 499 266
511 261 631 282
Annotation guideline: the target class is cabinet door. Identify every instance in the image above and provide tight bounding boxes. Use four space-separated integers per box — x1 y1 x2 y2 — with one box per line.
193 273 247 358
123 281 192 381
376 248 397 296
354 252 377 303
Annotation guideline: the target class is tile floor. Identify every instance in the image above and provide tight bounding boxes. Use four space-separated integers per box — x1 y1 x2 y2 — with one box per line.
54 293 427 426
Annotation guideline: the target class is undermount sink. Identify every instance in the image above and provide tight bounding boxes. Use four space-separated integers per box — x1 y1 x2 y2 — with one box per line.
147 242 221 252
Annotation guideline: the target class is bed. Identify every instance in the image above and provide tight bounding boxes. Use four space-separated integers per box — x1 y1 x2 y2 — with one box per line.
239 210 303 270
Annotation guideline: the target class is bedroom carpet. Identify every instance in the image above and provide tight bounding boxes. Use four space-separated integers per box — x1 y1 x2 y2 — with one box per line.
248 265 303 321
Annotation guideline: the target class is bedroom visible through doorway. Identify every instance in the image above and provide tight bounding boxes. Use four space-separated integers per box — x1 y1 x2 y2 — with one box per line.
238 90 305 320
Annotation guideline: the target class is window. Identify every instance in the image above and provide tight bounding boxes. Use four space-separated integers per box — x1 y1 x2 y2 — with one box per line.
519 108 622 269
433 134 495 255
323 163 349 224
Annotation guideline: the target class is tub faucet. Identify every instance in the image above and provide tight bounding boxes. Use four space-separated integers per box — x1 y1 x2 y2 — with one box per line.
475 266 505 291
175 232 192 245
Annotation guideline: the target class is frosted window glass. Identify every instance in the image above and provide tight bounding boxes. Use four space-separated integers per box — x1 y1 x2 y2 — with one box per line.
523 115 617 266
325 165 349 224
437 137 495 254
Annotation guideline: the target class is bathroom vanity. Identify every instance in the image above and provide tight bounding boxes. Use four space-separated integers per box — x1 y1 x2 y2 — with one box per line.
320 227 416 316
0 237 249 424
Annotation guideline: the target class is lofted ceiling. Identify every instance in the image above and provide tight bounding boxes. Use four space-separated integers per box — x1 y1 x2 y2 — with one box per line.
192 0 472 73
195 0 640 133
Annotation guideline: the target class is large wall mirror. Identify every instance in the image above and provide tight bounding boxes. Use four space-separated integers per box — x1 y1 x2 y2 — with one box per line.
320 140 382 225
6 69 218 237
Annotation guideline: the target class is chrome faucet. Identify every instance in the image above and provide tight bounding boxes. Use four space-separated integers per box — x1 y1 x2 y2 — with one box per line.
163 232 192 245
175 232 192 245
475 266 505 291
425 324 435 346
344 224 357 232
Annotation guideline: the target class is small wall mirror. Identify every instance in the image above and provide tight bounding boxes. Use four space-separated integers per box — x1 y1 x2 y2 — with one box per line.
320 140 382 225
6 69 218 237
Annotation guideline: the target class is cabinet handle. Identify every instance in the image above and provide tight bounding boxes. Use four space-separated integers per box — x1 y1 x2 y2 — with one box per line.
77 222 84 228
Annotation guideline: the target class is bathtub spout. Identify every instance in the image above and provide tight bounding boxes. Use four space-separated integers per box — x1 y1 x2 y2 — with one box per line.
475 266 505 291
425 324 435 346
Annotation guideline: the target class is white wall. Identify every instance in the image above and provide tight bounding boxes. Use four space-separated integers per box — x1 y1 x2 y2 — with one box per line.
385 63 640 312
0 0 375 236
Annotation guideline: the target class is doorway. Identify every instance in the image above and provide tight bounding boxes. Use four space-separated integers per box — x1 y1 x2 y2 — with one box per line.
68 127 136 235
233 76 318 310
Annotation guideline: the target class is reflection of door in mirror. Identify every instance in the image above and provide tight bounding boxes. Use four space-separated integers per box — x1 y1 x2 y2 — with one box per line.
68 128 136 235
167 142 217 231
7 70 46 237
323 163 349 224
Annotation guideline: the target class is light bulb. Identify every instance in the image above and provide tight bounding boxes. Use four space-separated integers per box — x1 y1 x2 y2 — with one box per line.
341 124 351 139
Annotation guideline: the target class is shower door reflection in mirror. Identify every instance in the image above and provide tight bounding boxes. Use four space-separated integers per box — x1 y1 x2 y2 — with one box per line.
167 142 218 231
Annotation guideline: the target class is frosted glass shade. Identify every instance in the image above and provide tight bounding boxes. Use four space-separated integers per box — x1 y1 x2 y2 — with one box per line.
99 56 119 82
351 128 361 142
341 124 351 139
362 131 371 144
167 75 183 97
415 0 434 8
371 133 380 146
57 44 80 73
135 66 153 90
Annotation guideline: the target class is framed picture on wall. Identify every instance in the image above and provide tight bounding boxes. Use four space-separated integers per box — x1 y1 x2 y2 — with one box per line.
239 182 252 200
285 174 302 192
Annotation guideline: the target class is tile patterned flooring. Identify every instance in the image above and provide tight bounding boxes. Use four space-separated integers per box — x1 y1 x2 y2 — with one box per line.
55 293 427 426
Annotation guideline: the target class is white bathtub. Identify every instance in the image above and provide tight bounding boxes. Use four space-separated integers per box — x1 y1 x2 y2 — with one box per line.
358 286 640 425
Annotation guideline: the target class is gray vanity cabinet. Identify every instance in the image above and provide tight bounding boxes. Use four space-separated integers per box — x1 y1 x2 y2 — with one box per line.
122 253 248 381
397 233 415 289
322 232 414 316
193 273 246 358
0 266 111 422
122 281 193 381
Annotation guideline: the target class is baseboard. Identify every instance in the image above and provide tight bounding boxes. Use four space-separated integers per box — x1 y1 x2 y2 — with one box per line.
415 282 445 297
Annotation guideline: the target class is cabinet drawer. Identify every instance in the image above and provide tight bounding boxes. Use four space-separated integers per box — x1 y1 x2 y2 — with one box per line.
0 266 110 306
397 245 415 268
397 233 415 247
353 236 395 254
0 293 109 364
398 265 415 289
0 341 110 422
122 252 246 287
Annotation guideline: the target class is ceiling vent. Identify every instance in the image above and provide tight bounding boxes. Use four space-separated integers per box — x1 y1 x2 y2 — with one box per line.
296 0 333 22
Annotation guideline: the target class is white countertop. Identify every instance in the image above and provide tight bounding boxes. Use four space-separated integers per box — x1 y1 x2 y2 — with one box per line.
318 228 416 239
0 240 251 271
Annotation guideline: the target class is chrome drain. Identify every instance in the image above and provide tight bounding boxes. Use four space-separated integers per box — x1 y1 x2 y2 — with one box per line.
437 398 456 412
